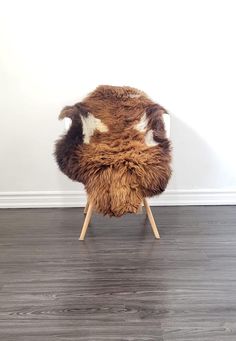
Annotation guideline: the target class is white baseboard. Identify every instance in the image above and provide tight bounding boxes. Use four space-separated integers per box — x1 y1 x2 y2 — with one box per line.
0 189 235 208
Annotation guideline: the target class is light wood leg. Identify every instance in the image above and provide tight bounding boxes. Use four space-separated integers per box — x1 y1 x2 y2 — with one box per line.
143 198 160 239
79 202 93 240
84 200 89 214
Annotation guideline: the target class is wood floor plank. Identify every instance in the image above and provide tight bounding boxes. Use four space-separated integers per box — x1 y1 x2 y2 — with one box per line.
0 206 236 340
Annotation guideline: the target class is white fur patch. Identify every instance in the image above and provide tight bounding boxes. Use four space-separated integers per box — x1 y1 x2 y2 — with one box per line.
144 129 158 147
135 113 148 132
135 112 171 146
135 113 158 147
81 113 108 144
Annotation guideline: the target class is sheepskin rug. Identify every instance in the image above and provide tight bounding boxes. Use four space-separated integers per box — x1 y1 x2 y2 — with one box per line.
55 85 172 216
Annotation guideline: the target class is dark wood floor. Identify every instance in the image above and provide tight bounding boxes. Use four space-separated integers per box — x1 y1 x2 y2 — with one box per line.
0 206 236 340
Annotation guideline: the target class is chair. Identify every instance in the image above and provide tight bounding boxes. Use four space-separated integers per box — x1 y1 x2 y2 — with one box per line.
55 85 171 240
79 197 160 240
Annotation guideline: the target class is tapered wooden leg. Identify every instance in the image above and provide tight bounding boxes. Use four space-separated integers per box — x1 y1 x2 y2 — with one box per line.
79 202 93 240
143 198 160 239
84 200 89 214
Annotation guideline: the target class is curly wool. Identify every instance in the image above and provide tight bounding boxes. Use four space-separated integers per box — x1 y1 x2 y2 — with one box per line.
55 85 172 216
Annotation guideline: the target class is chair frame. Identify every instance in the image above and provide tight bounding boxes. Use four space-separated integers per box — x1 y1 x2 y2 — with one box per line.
79 198 160 240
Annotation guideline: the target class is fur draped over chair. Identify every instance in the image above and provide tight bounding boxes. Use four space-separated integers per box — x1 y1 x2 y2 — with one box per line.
55 85 172 217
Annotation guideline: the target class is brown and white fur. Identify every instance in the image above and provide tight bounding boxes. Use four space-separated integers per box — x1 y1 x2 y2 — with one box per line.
55 85 172 216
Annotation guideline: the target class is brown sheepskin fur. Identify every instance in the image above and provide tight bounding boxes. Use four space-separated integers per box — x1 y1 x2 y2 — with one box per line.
55 85 172 216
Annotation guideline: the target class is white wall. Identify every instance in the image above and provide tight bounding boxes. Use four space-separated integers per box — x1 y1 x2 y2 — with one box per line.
1 0 236 206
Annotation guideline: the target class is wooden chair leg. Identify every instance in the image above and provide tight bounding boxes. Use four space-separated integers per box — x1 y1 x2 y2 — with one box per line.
84 200 89 214
143 198 160 239
79 202 93 241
